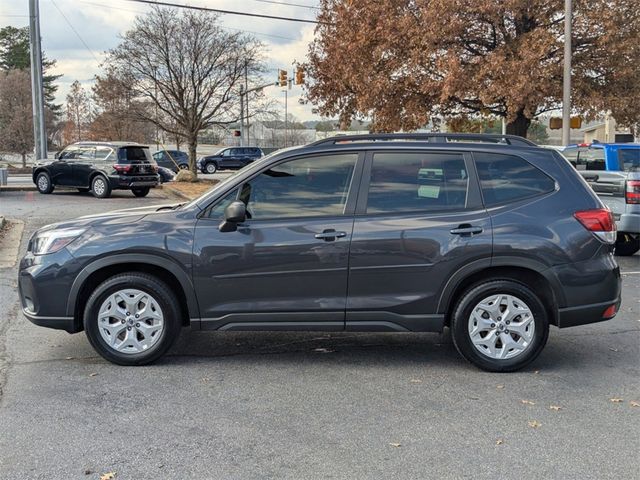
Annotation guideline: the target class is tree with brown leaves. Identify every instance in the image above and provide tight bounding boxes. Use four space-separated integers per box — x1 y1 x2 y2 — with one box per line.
306 0 640 137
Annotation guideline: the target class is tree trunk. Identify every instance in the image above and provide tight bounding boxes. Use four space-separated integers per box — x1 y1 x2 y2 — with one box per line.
188 135 198 178
505 110 531 138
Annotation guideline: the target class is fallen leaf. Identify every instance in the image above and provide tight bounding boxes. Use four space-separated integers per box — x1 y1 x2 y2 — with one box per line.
84 470 92 476
528 420 542 428
534 370 540 374
65 356 74 360
495 439 504 445
610 398 624 403
409 379 422 384
521 400 535 406
100 473 116 480
609 347 619 352
313 348 335 353
496 385 504 389
630 401 639 408
389 443 401 447
89 373 98 377
549 405 562 411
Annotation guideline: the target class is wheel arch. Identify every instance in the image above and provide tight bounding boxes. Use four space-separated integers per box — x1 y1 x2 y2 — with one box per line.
67 254 200 331
32 167 50 183
438 259 563 327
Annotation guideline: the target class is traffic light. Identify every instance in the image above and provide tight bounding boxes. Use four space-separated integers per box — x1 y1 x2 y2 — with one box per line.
295 66 305 85
570 116 582 129
278 69 288 87
550 116 582 130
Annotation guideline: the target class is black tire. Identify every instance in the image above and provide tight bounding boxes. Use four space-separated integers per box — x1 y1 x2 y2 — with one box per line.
450 279 549 372
35 171 54 194
178 163 189 170
204 162 217 174
91 175 111 198
83 273 182 366
615 233 639 256
77 187 90 193
132 187 150 197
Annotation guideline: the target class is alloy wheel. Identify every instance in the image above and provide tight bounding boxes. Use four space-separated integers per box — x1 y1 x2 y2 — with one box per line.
97 289 165 354
467 294 535 360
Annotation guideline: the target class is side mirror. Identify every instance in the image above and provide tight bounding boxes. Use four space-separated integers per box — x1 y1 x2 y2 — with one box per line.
218 201 246 232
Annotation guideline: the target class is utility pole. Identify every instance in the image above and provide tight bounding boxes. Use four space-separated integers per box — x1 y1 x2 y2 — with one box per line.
239 84 245 147
562 0 572 146
28 0 47 160
244 63 249 146
284 88 288 148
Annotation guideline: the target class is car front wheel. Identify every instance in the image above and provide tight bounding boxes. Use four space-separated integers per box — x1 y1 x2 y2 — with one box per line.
205 162 217 174
83 273 182 366
451 280 549 372
36 172 54 194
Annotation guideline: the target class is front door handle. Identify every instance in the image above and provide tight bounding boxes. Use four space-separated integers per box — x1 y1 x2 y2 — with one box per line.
315 229 347 241
450 224 483 236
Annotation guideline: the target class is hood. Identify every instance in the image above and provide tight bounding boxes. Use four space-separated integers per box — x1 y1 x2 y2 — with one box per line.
35 202 185 233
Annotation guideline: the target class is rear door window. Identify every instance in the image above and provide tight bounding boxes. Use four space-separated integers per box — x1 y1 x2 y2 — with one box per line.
618 148 640 172
475 153 555 206
581 148 606 170
366 152 468 213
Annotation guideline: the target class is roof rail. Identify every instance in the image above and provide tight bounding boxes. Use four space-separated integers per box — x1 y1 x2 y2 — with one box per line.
309 133 538 147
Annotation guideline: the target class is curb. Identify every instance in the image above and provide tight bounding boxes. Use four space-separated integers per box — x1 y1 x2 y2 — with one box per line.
158 185 193 201
0 186 36 192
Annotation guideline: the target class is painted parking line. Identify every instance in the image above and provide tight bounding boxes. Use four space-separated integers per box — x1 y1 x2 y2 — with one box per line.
621 271 640 275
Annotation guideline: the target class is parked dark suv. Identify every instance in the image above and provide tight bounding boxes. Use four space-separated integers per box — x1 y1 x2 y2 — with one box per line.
19 134 621 371
152 149 189 172
198 146 263 174
33 142 159 198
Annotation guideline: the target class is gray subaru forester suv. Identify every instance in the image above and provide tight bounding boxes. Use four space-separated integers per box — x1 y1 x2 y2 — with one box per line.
19 134 621 371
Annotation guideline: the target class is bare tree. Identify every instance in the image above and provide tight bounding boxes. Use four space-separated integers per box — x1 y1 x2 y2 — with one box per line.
0 69 33 166
106 7 266 175
65 80 91 143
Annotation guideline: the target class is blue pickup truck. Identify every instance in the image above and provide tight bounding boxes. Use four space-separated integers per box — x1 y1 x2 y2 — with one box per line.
557 142 640 256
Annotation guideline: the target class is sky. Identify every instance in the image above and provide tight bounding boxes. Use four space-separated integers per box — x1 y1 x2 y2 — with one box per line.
1 0 320 121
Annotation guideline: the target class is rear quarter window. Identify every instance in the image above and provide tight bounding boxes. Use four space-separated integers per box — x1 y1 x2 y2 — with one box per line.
618 148 640 172
474 152 555 207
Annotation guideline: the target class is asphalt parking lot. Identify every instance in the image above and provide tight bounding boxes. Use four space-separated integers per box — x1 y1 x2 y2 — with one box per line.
0 189 638 480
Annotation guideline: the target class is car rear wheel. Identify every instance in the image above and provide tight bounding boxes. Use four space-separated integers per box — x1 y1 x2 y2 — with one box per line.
91 175 111 198
205 162 217 174
615 233 639 256
132 187 150 197
36 172 54 194
83 273 182 366
451 280 549 372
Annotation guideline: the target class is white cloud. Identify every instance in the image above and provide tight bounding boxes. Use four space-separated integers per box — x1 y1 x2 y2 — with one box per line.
5 0 321 120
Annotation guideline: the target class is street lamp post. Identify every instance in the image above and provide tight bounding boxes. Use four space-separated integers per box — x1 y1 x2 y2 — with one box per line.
28 0 47 160
562 0 572 146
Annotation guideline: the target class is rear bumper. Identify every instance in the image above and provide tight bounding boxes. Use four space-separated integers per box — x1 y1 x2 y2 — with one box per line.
616 212 640 234
108 174 159 189
556 298 621 328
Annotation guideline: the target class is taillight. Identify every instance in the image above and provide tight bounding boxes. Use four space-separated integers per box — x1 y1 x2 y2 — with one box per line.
113 164 132 173
626 180 640 204
574 208 616 244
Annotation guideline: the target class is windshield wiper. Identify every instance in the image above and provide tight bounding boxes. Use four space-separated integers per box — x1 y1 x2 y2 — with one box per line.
156 203 185 211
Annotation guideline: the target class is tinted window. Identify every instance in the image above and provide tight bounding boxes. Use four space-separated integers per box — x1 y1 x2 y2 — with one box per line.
238 154 358 219
366 152 468 213
618 148 640 172
118 146 151 163
475 153 555 206
59 146 80 160
581 148 606 171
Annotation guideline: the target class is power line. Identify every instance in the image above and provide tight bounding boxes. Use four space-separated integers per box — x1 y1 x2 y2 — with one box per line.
249 0 319 10
123 0 324 24
77 0 301 41
50 0 102 63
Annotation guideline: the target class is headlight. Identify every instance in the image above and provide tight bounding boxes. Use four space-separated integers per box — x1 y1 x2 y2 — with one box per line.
30 228 86 255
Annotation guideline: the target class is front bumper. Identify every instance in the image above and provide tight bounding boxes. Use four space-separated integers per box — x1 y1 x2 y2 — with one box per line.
22 308 76 333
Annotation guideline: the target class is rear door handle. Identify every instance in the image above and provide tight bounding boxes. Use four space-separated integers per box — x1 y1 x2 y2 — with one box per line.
315 229 347 241
450 225 483 236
